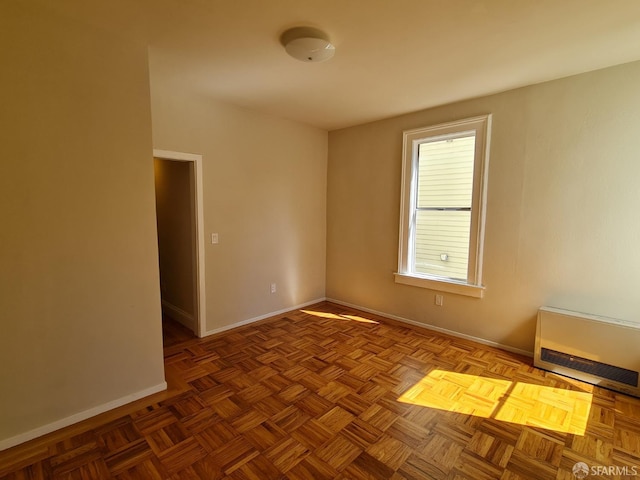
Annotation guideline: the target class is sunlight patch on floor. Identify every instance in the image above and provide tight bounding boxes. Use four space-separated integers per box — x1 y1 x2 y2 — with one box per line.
300 310 379 324
398 370 592 435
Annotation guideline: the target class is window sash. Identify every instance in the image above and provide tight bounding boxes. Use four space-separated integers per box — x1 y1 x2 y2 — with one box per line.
397 115 491 294
412 209 472 281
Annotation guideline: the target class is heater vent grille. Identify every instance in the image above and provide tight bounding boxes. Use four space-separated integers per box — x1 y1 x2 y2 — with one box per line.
541 348 638 387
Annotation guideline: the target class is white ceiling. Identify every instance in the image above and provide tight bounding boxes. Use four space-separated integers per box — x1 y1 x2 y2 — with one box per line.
42 0 640 130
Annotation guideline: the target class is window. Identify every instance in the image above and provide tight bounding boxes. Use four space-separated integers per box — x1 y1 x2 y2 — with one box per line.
395 115 491 298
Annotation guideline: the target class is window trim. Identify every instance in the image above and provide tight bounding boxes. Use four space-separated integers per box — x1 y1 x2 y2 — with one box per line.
396 115 491 298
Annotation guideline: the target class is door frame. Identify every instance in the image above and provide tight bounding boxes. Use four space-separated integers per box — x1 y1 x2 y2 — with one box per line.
154 149 206 337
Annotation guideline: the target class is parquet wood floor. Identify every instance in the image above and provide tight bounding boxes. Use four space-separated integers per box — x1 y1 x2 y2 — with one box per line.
2 301 640 479
162 315 197 348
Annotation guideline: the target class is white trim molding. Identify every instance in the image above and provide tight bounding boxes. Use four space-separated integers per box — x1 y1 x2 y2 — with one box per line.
394 273 484 298
153 149 207 338
397 115 491 297
203 298 327 337
326 298 532 357
0 382 167 452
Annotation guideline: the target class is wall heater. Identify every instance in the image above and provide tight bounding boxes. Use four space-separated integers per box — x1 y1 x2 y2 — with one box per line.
534 306 640 397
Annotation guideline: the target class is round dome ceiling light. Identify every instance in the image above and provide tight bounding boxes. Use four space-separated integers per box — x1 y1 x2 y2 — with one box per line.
280 26 335 63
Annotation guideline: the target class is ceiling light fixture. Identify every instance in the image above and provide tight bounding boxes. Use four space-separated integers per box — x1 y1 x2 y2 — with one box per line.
280 26 335 63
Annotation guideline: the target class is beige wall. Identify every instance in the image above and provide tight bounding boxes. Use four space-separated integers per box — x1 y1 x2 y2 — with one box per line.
327 61 640 352
5 0 638 449
154 159 196 325
150 82 327 332
0 3 165 444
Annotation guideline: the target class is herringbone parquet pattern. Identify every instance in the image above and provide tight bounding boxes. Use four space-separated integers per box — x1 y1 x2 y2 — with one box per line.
2 302 640 479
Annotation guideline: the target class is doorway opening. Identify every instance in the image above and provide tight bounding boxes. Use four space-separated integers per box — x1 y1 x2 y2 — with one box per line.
153 149 206 340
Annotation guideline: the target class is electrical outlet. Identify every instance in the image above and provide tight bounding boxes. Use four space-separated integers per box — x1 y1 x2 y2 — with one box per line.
435 294 444 306
211 233 219 244
270 283 276 294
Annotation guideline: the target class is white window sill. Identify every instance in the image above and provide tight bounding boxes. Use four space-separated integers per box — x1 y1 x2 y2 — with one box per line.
394 273 484 298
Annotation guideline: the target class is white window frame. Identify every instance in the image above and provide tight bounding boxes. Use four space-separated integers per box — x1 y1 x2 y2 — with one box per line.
395 115 491 298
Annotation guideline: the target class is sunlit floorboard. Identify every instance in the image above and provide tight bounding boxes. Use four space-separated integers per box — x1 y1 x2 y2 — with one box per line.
1 301 639 479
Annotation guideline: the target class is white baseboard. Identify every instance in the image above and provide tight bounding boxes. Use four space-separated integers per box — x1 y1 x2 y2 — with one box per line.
326 298 533 357
162 300 195 331
0 382 167 452
203 298 327 337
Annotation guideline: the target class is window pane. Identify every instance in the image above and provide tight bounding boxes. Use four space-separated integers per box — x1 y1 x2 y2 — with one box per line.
417 134 475 209
398 115 490 291
414 208 471 280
